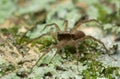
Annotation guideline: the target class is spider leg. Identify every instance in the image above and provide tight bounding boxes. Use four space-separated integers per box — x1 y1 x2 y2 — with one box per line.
76 36 117 61
76 35 108 52
31 40 69 69
63 20 68 32
23 32 51 46
41 23 61 32
36 46 57 65
41 23 62 42
21 23 61 45
24 23 61 45
68 40 82 73
48 48 61 63
70 19 100 33
29 45 57 73
75 43 80 67
19 25 38 45
23 24 61 46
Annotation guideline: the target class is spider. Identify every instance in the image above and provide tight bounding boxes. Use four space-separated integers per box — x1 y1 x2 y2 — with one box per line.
24 19 112 68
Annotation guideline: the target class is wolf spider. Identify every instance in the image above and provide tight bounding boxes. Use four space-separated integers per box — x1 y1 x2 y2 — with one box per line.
25 19 114 68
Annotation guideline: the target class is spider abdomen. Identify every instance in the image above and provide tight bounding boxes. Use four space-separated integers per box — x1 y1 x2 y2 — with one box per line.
73 31 86 40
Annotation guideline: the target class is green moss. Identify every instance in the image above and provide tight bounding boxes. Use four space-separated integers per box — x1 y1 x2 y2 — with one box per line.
82 61 120 79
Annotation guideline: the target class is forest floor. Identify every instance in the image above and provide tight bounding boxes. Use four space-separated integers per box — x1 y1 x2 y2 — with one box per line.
0 0 120 79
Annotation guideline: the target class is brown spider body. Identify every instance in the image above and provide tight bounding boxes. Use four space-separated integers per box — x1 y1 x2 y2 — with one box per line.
57 31 86 41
